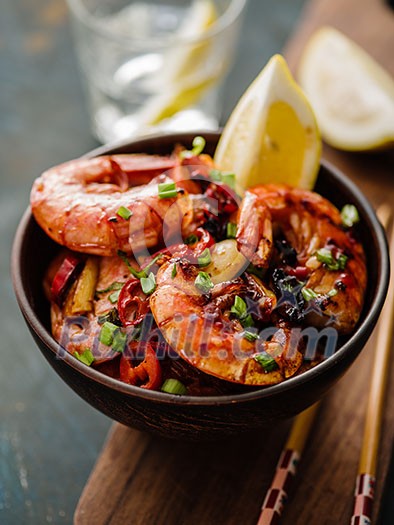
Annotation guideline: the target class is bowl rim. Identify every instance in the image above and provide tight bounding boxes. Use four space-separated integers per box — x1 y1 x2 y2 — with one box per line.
12 132 390 407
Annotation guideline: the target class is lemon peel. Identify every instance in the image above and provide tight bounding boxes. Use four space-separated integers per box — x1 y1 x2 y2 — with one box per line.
298 27 394 151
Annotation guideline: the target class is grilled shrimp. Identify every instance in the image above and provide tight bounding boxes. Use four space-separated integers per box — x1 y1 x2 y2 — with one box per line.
150 260 303 385
237 184 367 334
31 154 203 256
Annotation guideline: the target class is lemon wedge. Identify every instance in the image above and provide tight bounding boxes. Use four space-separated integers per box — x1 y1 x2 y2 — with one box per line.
298 27 394 151
214 54 321 191
139 0 219 127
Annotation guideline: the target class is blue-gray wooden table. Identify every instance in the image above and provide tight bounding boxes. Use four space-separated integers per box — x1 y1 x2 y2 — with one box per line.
1 0 393 523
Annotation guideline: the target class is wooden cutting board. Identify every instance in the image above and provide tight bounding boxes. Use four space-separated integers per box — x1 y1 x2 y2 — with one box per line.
74 0 394 523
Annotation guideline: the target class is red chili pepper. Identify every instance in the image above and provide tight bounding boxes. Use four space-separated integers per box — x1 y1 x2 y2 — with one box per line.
51 254 82 305
205 183 239 215
194 227 215 251
335 273 354 290
178 227 215 259
119 343 162 390
287 266 310 281
117 277 150 327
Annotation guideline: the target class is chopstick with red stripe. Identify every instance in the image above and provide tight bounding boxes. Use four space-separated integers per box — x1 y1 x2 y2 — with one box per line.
351 204 394 525
256 403 319 525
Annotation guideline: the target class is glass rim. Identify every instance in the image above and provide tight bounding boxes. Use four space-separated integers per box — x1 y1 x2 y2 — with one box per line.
66 0 248 49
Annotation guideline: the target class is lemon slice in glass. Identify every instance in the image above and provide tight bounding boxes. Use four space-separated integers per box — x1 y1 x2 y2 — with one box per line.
298 27 394 151
139 0 218 127
214 54 321 191
161 0 218 84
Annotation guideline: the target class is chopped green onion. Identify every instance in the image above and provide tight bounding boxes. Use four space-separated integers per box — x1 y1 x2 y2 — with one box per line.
209 169 222 182
159 190 177 199
180 136 206 159
197 248 212 267
195 271 214 293
302 286 338 302
226 222 237 239
109 289 122 304
112 330 127 353
96 281 124 294
161 378 188 395
242 330 259 342
116 206 132 220
220 172 236 190
316 248 348 271
118 251 147 279
184 234 198 245
171 263 177 279
337 254 348 270
191 136 206 155
316 247 334 265
97 308 121 326
231 296 254 327
99 321 127 352
74 348 95 366
140 272 156 295
231 295 247 318
241 314 254 328
99 321 119 347
158 181 177 199
254 352 278 372
341 204 360 228
208 168 236 189
301 287 318 301
159 182 176 192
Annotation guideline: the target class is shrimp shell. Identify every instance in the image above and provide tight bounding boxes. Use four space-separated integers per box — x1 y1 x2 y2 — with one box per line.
31 155 194 256
237 184 367 334
150 260 303 386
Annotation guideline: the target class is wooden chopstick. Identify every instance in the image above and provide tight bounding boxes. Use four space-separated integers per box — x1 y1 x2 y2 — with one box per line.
256 402 320 524
351 205 394 525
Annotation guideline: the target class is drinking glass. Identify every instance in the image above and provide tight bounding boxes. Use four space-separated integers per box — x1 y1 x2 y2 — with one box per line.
66 0 247 143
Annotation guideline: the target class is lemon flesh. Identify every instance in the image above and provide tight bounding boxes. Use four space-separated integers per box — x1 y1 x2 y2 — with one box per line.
139 0 218 127
298 27 394 151
214 54 321 191
160 0 218 85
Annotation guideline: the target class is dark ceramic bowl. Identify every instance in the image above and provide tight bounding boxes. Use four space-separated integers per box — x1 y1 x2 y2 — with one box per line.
12 132 390 440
